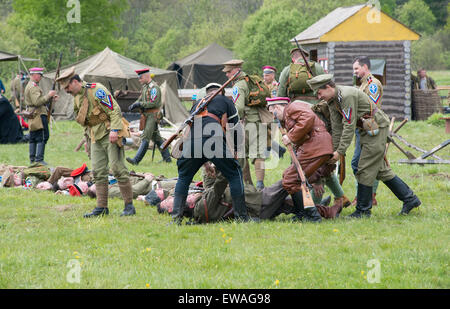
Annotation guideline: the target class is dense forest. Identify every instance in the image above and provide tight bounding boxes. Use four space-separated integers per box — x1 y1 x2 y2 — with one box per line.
0 0 448 83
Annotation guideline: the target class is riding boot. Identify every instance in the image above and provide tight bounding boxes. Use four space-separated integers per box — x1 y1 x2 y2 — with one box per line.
126 139 149 165
290 191 305 222
348 183 372 218
29 142 37 163
383 176 421 215
84 183 109 218
168 193 187 225
231 194 249 222
290 191 321 222
35 142 47 165
118 180 136 216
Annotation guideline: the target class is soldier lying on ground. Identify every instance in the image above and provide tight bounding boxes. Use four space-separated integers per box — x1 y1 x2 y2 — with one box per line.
142 163 343 224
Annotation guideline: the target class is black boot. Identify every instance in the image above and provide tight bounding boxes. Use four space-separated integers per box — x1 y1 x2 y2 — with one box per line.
121 203 136 216
29 143 37 164
35 142 47 165
291 191 322 222
83 207 109 218
383 176 421 215
168 193 187 225
348 183 372 218
231 194 250 222
126 140 149 165
156 140 172 163
290 191 305 222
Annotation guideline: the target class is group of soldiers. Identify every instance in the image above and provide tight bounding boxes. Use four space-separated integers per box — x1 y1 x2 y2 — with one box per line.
19 43 421 223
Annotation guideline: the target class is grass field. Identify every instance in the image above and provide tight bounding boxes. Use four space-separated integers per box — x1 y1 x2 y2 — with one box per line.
0 119 449 289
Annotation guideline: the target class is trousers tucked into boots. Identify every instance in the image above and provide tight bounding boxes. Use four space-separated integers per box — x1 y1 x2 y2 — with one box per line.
291 191 322 222
170 193 188 225
348 183 372 218
127 139 149 165
383 176 421 215
84 182 109 218
118 181 136 216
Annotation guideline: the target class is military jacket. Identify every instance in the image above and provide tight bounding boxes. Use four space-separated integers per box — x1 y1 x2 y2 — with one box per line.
327 85 390 155
359 73 383 108
24 80 49 116
73 82 123 142
136 81 162 113
277 61 325 98
231 71 261 123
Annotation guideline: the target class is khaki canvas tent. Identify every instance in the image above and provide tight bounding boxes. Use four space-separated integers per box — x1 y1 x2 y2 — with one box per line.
40 47 181 121
0 50 39 62
167 43 233 89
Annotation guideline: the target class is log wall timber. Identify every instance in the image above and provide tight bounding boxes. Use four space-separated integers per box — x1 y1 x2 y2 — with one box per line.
326 41 411 120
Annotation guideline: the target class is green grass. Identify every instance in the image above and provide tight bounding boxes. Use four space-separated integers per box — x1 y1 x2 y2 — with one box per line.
0 121 449 289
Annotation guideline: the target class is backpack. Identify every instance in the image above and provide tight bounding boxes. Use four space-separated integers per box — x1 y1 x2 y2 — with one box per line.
287 62 316 96
240 74 271 107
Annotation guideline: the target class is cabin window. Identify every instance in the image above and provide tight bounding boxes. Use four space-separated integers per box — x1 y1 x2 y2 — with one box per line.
318 57 328 72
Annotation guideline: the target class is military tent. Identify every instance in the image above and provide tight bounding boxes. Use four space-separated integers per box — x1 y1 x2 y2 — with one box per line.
167 43 233 89
40 47 179 120
0 50 39 62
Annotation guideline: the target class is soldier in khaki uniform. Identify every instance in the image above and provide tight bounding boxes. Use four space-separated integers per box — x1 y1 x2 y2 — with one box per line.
126 68 171 165
24 68 58 165
11 71 28 111
223 59 272 190
308 74 421 218
277 47 325 103
56 67 136 218
352 56 383 206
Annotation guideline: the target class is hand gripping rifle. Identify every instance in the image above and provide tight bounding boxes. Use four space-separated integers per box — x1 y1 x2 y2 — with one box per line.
47 52 63 119
274 113 315 209
161 69 241 151
294 38 315 77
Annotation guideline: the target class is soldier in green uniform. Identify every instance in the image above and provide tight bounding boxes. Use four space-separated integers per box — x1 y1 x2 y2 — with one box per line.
56 67 136 218
307 74 421 218
223 59 272 190
24 67 58 165
352 56 383 206
126 68 171 165
277 47 325 103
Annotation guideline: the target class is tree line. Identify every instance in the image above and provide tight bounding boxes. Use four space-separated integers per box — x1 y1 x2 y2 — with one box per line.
0 0 448 84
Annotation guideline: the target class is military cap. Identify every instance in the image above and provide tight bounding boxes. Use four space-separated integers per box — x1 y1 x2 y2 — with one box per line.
135 68 150 76
56 66 76 88
205 82 222 91
290 47 309 57
266 97 290 106
29 67 44 75
262 65 277 74
222 59 244 72
306 74 334 94
70 163 88 177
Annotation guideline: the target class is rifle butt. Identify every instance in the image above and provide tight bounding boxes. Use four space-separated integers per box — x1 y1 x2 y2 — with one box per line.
301 186 315 209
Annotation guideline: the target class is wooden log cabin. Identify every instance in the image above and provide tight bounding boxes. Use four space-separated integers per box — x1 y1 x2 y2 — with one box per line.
291 4 420 120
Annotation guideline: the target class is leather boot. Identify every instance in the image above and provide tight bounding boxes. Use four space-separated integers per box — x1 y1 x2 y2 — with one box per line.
290 191 305 222
316 197 343 219
347 183 372 218
84 183 109 218
271 141 286 158
29 143 37 163
35 142 47 165
383 176 421 215
118 181 136 216
231 194 250 222
168 193 187 225
156 140 172 163
126 139 149 165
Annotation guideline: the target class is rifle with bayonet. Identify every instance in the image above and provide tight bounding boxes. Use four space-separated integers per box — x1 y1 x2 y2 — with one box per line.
161 69 241 151
47 52 63 119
